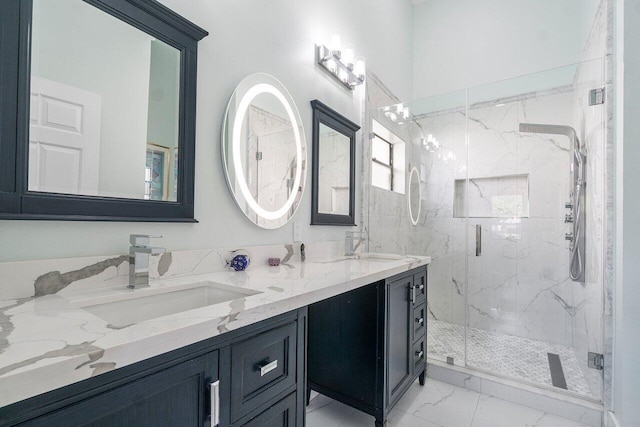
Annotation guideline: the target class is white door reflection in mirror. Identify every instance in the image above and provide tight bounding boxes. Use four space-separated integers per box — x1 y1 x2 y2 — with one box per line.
318 124 350 215
29 0 180 201
28 77 101 195
408 166 421 226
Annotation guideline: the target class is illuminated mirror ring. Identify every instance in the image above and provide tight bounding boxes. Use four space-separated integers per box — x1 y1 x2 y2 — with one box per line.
222 73 306 229
408 166 421 226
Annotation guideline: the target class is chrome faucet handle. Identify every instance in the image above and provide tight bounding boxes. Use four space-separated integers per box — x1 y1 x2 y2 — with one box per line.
129 234 163 247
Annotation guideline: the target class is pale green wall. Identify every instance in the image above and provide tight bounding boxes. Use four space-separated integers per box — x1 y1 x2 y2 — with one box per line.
614 0 640 424
412 0 601 99
0 0 415 262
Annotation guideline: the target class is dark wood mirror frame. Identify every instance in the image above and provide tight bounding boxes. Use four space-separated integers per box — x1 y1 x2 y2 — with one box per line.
0 0 207 222
310 100 360 226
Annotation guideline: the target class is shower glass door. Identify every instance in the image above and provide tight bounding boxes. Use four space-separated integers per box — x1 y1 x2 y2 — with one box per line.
406 90 468 369
464 60 604 401
371 59 604 402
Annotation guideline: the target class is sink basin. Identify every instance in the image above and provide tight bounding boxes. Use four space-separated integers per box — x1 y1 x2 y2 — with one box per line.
73 281 262 327
353 253 405 262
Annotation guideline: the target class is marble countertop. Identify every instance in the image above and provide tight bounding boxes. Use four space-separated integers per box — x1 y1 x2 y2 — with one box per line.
0 253 430 408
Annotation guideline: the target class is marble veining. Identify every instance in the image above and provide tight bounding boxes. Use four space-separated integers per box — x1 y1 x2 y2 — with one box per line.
33 255 130 297
0 244 429 407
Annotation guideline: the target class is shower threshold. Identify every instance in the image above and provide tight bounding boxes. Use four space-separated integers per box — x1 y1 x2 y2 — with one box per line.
427 319 602 401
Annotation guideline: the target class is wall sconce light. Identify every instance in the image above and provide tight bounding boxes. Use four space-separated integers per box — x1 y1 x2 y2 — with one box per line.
316 35 365 90
383 103 410 124
423 134 440 153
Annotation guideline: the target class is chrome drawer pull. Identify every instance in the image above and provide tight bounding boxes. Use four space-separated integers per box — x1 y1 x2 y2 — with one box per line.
415 317 424 325
415 350 424 359
260 359 278 376
210 380 220 426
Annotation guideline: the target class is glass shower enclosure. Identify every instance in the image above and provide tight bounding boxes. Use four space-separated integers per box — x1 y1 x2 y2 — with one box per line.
367 59 605 401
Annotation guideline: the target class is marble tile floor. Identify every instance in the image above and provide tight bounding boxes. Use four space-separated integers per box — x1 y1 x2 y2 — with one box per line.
306 379 595 427
427 320 602 401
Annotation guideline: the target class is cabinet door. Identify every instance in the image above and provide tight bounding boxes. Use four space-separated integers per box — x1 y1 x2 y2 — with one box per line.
386 275 413 407
21 352 218 427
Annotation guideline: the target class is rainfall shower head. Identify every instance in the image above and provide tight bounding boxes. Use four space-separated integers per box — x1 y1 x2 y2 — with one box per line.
518 123 581 151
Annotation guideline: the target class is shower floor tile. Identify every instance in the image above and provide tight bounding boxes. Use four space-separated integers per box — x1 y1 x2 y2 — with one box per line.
427 319 602 401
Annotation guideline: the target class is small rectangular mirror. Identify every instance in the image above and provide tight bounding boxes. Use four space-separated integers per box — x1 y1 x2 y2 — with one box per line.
310 100 360 225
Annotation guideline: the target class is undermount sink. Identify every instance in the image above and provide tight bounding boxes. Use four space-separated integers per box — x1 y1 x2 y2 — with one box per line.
352 253 406 262
73 281 262 327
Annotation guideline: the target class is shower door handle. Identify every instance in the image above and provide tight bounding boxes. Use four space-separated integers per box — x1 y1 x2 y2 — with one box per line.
476 225 482 256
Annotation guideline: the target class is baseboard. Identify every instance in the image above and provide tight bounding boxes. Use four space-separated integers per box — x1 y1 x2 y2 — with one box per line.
427 360 604 427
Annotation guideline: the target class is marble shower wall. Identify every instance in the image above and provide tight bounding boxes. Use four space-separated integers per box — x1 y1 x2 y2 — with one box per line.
366 74 605 354
246 106 298 229
463 89 577 348
365 78 468 328
318 128 351 214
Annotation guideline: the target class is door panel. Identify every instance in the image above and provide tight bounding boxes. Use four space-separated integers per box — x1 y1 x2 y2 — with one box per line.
21 352 218 427
29 77 101 195
387 275 412 405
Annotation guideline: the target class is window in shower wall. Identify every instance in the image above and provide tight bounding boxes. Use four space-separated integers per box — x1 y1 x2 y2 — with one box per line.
453 173 530 218
371 120 405 194
372 136 392 190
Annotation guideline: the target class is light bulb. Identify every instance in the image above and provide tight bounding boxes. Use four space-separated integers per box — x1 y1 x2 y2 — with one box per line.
354 57 366 77
327 58 337 73
339 68 348 83
329 31 341 54
342 46 355 67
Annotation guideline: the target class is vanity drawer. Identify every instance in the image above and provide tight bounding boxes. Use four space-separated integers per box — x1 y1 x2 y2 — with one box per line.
413 304 426 339
413 339 426 371
230 321 297 422
413 270 426 306
233 392 296 427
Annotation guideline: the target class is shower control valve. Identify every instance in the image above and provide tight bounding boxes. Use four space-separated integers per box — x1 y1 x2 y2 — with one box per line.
564 214 574 224
565 233 574 242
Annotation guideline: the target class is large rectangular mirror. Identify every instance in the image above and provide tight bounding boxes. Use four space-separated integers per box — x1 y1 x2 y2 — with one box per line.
310 100 360 226
0 0 207 221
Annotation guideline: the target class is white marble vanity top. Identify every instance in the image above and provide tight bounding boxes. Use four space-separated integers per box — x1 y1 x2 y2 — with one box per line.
0 252 430 408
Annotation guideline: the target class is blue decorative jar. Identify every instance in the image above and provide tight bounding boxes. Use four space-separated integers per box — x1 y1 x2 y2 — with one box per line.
227 250 250 271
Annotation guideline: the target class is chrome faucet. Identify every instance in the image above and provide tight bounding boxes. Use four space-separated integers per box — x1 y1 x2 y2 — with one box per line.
129 234 165 289
345 231 367 256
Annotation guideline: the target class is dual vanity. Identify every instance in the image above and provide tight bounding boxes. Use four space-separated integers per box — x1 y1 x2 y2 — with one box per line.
0 0 430 425
0 248 430 426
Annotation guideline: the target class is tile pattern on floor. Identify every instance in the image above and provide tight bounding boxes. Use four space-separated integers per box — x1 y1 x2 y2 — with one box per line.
306 379 595 427
427 320 602 400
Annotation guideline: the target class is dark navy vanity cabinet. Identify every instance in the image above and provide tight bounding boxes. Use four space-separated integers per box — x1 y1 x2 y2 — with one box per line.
307 265 427 427
1 309 307 427
0 265 428 426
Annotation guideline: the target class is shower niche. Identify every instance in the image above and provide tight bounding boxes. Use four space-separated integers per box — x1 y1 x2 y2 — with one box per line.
453 174 530 218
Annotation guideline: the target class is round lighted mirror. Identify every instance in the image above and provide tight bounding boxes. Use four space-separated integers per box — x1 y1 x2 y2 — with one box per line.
408 166 421 226
222 73 306 229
